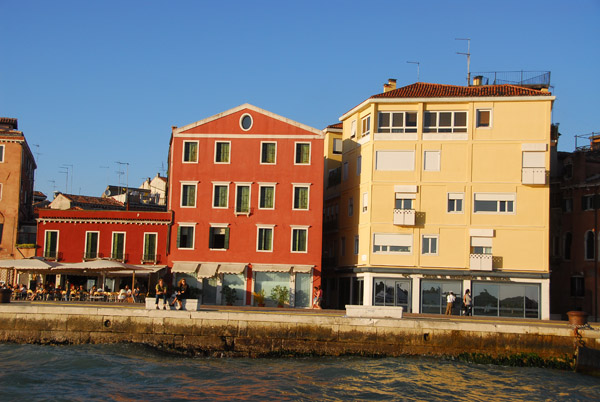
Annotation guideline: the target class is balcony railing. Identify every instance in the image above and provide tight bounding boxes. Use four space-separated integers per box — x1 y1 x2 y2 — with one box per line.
393 209 416 226
83 251 102 261
522 168 546 185
109 252 127 262
470 254 493 271
142 253 158 263
43 250 61 261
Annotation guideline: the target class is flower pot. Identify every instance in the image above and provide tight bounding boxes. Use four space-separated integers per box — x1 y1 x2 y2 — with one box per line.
277 304 284 308
567 311 589 326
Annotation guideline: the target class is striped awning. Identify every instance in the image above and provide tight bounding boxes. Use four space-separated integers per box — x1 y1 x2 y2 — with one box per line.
197 263 219 278
218 263 246 275
171 262 200 273
251 264 293 273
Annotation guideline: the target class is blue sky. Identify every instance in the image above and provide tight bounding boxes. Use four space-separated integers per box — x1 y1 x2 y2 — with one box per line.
1 0 599 197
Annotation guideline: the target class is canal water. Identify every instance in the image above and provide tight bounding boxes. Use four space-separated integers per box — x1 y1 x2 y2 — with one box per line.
0 344 598 401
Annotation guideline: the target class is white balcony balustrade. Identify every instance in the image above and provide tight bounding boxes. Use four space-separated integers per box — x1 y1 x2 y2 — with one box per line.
393 209 415 226
522 168 546 185
470 254 493 271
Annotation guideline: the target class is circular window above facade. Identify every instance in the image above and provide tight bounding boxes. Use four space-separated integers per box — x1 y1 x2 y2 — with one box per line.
240 113 253 131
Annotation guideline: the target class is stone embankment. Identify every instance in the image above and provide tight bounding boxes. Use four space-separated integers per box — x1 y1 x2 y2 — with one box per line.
1 304 598 371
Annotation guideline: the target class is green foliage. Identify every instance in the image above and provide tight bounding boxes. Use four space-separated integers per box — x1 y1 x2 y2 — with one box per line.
253 289 266 305
16 244 36 249
220 285 238 305
270 285 289 307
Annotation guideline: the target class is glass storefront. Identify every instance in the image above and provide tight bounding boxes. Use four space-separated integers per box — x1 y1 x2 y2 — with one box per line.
255 272 289 307
222 274 245 306
202 277 218 304
351 278 364 305
420 280 462 315
294 273 311 307
472 282 540 319
374 278 411 312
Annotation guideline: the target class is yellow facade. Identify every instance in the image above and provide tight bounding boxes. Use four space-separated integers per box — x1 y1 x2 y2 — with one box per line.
332 82 554 319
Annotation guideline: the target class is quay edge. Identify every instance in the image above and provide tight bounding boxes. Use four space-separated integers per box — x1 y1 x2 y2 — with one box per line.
0 305 599 372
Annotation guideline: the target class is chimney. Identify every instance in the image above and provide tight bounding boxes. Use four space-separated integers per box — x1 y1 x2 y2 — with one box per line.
472 75 483 86
383 78 397 93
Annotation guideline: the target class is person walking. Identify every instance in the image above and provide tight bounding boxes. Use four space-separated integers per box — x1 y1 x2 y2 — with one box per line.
155 278 168 309
445 291 456 315
463 289 472 316
312 286 322 309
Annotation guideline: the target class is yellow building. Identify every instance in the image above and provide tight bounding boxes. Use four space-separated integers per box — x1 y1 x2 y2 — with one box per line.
322 123 343 271
334 80 554 319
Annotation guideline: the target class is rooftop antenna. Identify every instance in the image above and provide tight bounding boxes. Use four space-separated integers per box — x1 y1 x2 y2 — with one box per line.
32 144 41 162
116 161 130 210
407 61 420 82
62 164 73 194
158 161 166 177
58 167 69 193
48 179 56 193
455 38 471 86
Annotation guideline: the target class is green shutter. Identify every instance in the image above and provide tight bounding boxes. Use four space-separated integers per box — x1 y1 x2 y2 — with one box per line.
209 228 214 249
224 228 230 249
266 229 272 250
176 227 181 248
190 142 197 162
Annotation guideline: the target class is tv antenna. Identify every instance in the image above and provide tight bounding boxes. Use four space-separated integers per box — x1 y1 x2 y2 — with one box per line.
407 61 420 82
31 144 42 162
58 167 69 193
455 38 471 85
62 164 73 194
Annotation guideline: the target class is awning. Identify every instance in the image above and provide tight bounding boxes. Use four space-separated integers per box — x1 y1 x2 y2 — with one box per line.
197 263 219 278
292 265 313 273
172 262 200 273
106 266 165 276
251 264 292 273
218 263 246 275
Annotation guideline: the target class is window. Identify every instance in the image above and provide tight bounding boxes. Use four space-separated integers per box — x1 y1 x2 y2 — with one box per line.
423 111 467 133
177 226 195 249
562 198 573 213
473 193 515 214
422 235 438 255
257 227 273 251
0 183 2 200
261 142 277 164
472 282 539 318
447 193 464 213
143 233 157 262
291 227 308 252
215 141 230 163
564 232 572 261
240 113 253 131
421 280 463 315
182 141 198 163
111 232 125 260
378 111 417 133
84 231 99 259
375 151 415 171
374 278 411 310
0 145 4 162
423 151 440 171
582 195 595 211
213 184 229 208
209 227 229 250
564 163 573 180
354 235 359 255
333 138 342 154
235 184 250 213
471 245 492 255
293 185 309 210
585 230 595 260
343 162 349 180
362 192 368 213
44 230 59 260
259 185 275 209
348 197 353 216
340 236 346 256
181 183 197 207
361 116 371 137
295 143 311 164
476 110 491 128
350 120 357 138
395 197 413 210
373 233 412 254
571 276 585 298
356 156 362 176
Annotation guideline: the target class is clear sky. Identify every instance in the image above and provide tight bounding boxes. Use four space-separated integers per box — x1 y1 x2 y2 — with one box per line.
1 0 599 197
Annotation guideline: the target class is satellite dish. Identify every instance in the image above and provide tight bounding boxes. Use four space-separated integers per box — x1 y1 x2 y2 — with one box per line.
104 189 111 196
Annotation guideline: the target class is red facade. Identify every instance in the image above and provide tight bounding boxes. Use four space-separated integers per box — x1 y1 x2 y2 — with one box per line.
168 104 324 306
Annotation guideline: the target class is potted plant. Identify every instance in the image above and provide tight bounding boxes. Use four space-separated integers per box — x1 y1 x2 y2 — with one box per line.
220 285 238 306
253 289 266 307
270 285 289 308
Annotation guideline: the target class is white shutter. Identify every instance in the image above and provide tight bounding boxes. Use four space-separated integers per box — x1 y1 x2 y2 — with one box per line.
471 237 493 247
374 233 412 247
474 193 516 201
376 151 415 171
522 151 545 168
424 151 441 171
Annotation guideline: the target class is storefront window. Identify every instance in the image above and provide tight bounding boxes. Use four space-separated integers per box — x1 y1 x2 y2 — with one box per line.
255 272 289 307
420 280 462 315
294 273 311 307
374 278 411 311
202 277 218 304
472 282 540 319
222 274 245 306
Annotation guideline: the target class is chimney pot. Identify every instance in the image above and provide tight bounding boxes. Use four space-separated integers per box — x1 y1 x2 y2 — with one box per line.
383 78 397 93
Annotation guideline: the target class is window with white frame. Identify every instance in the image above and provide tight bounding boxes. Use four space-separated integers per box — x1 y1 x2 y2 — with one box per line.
373 233 412 254
291 227 308 252
111 232 125 260
215 141 230 163
44 230 59 259
362 192 368 213
350 120 357 138
143 233 157 261
181 183 197 207
422 235 438 255
182 141 198 163
257 226 274 252
84 231 99 259
343 162 349 180
423 111 467 133
293 185 309 210
470 236 492 255
473 193 515 214
0 183 2 200
423 150 441 171
377 111 417 133
348 197 354 216
447 193 464 213
361 116 371 137
476 109 492 128
582 195 595 211
333 138 342 154
213 184 229 208
395 195 413 210
177 225 195 249
354 235 359 255
259 184 275 209
295 143 311 164
235 184 251 213
376 150 415 171
356 155 362 176
209 226 229 250
0 145 4 162
261 142 277 164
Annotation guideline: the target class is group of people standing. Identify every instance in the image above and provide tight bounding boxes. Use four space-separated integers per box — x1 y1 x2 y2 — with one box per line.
445 289 472 316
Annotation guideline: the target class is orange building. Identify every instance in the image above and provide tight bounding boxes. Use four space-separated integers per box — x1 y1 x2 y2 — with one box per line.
168 104 324 307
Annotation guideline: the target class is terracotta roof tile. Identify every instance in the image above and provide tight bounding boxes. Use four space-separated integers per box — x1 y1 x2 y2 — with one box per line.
370 82 551 99
62 193 124 207
326 123 343 129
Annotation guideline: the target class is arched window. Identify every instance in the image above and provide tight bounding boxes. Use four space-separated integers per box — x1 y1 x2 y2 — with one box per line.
564 232 572 261
585 230 595 260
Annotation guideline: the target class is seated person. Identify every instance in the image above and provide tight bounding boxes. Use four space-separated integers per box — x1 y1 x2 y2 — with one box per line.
170 279 189 310
155 279 168 309
118 286 129 302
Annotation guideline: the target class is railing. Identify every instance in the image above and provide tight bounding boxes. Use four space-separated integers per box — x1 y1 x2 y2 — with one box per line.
393 209 415 226
522 168 546 185
470 254 493 271
471 71 551 88
83 251 102 261
43 250 61 261
110 252 127 262
142 253 159 263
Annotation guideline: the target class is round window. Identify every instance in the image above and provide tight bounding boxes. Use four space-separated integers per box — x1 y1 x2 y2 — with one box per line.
240 114 253 131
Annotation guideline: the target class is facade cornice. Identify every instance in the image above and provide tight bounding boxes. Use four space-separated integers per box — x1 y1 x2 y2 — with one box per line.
37 217 171 225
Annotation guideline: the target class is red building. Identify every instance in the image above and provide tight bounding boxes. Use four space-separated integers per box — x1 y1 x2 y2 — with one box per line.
168 104 324 307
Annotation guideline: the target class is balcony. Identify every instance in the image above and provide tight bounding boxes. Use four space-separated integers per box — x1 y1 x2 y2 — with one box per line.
393 209 415 226
109 252 127 262
142 253 159 264
83 251 102 261
522 168 546 185
470 254 493 271
43 250 61 261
